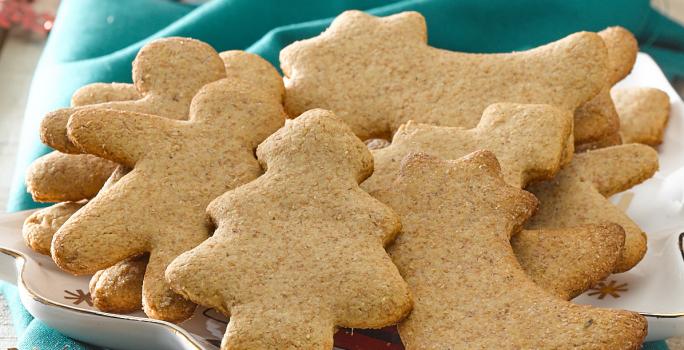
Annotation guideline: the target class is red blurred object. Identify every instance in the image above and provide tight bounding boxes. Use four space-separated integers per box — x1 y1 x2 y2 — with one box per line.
0 0 55 35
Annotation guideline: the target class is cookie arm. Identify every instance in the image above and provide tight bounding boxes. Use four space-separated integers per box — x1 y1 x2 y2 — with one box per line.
513 225 624 300
71 83 140 107
25 151 117 202
67 109 175 167
574 144 658 196
40 100 142 154
40 108 82 154
599 27 638 85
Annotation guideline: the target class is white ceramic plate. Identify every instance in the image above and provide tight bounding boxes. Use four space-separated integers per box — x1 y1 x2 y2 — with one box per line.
0 53 683 349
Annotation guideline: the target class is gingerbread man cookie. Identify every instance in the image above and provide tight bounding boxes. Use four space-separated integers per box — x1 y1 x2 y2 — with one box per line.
526 144 658 272
51 76 285 322
166 109 412 349
281 11 608 140
40 37 226 154
87 50 286 315
374 151 646 349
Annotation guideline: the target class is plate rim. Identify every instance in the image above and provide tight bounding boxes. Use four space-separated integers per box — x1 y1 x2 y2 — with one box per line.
0 242 206 349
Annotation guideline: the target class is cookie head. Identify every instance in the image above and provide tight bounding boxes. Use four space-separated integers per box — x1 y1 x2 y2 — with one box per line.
375 152 646 349
397 151 536 235
256 109 373 183
329 10 425 45
220 50 284 103
189 78 284 147
132 37 225 101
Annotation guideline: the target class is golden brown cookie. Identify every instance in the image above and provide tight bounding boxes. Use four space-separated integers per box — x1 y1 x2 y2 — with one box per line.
511 224 625 300
25 152 116 203
51 77 285 323
601 27 639 85
22 202 85 255
70 83 141 106
24 82 143 253
573 88 621 146
281 10 608 140
220 50 284 101
40 37 226 154
526 144 659 272
89 255 148 314
613 87 671 146
46 49 284 318
574 27 638 146
166 109 412 349
575 131 623 152
26 83 141 203
362 103 574 192
374 151 647 349
361 103 622 298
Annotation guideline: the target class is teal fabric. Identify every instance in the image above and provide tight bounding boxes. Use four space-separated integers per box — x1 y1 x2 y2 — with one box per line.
0 281 92 349
3 0 684 348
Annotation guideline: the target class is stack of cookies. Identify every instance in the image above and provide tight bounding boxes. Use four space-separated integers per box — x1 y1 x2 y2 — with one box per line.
22 10 672 349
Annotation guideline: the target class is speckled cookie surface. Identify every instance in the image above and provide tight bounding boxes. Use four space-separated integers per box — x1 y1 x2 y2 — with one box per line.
281 10 607 140
26 83 141 203
374 151 647 349
574 27 637 146
511 224 625 300
575 131 623 152
526 144 658 272
362 103 573 193
34 48 284 318
166 110 412 349
89 255 148 314
22 202 84 256
359 102 623 299
220 50 284 101
86 50 284 318
70 83 141 106
23 81 145 254
613 87 671 146
51 77 285 323
40 37 227 154
25 152 117 203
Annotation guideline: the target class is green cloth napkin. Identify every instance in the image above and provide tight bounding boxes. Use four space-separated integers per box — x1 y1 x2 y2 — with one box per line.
4 0 684 348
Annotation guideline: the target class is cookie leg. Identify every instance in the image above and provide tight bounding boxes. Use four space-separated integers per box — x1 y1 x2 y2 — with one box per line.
223 305 334 350
90 255 147 314
513 224 625 300
23 202 84 255
142 250 195 323
51 205 147 275
574 88 620 146
26 152 116 203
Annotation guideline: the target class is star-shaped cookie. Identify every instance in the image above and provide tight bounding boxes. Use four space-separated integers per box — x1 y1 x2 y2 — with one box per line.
374 151 647 348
